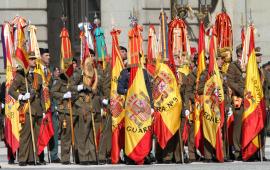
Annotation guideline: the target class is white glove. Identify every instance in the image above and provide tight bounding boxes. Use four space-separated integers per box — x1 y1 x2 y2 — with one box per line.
102 99 109 105
63 91 72 99
18 92 30 101
1 103 4 109
42 113 46 119
185 110 190 116
77 84 84 92
227 107 233 116
151 108 155 114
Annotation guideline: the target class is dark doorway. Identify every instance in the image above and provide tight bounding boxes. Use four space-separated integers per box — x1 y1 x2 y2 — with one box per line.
47 0 100 68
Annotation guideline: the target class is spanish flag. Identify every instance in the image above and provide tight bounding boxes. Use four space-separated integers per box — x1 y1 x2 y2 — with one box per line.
241 25 266 161
125 66 152 164
194 21 206 154
14 18 29 72
153 62 182 148
2 23 21 155
60 27 73 77
110 28 125 164
203 27 224 162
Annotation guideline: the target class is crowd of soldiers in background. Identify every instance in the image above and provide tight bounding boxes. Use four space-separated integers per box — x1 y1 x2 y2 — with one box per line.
0 42 269 166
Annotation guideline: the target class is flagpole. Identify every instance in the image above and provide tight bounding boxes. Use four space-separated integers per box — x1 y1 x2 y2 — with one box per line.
25 77 37 165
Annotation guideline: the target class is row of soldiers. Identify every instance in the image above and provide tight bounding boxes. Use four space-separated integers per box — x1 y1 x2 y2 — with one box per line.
1 43 270 166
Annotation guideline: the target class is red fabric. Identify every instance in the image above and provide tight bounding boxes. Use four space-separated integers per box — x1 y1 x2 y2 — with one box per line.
153 111 173 149
227 114 234 145
111 119 125 164
37 111 54 155
127 129 152 165
4 118 19 154
242 100 266 152
182 117 190 145
242 140 259 161
216 127 224 162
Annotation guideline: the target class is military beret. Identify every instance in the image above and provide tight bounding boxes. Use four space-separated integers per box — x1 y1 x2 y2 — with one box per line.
39 48 49 55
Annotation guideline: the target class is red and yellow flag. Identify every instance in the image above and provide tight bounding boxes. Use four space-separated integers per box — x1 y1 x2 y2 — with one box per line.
14 18 29 72
153 62 182 148
194 21 206 153
60 27 73 77
125 66 152 164
29 24 54 155
241 25 266 161
2 23 21 154
146 25 157 76
110 28 125 164
203 27 224 162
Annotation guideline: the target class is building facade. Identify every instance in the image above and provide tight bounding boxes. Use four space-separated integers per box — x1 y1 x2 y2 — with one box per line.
0 0 269 82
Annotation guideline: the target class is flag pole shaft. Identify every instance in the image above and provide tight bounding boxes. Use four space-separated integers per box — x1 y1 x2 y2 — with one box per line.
259 133 263 162
91 107 99 164
178 125 184 163
25 77 37 165
67 82 75 163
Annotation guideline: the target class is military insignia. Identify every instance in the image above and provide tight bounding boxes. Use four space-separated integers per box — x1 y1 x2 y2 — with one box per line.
110 90 124 117
126 92 151 127
153 71 173 106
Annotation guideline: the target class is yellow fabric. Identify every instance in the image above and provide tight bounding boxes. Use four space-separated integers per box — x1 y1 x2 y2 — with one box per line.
203 55 224 149
111 51 125 132
242 49 264 120
4 24 21 142
153 63 182 135
125 67 152 155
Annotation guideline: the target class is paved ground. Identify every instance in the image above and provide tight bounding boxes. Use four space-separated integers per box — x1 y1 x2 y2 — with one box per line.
1 137 270 169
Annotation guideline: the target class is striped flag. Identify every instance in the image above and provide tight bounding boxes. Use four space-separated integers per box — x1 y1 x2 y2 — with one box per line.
2 23 21 155
202 27 224 162
110 28 125 164
194 21 206 154
146 25 158 76
241 25 266 161
60 27 73 77
14 18 29 72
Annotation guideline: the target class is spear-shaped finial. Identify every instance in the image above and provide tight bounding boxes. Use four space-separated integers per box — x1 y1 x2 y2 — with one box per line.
249 8 253 25
61 15 67 27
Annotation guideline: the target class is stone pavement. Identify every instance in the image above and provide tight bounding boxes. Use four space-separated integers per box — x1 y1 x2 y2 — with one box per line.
0 137 270 169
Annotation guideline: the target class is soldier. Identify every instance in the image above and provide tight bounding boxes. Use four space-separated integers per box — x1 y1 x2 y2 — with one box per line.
218 47 233 162
37 48 53 164
227 44 245 160
95 57 112 164
255 47 270 161
50 68 78 165
181 55 198 163
9 52 45 166
70 53 100 165
50 66 61 163
39 48 61 163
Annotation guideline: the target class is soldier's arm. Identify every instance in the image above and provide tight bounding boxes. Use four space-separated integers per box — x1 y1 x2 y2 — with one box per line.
102 65 112 99
227 64 244 97
38 75 46 113
197 71 207 95
184 73 196 110
117 69 128 95
50 80 64 100
8 72 23 100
